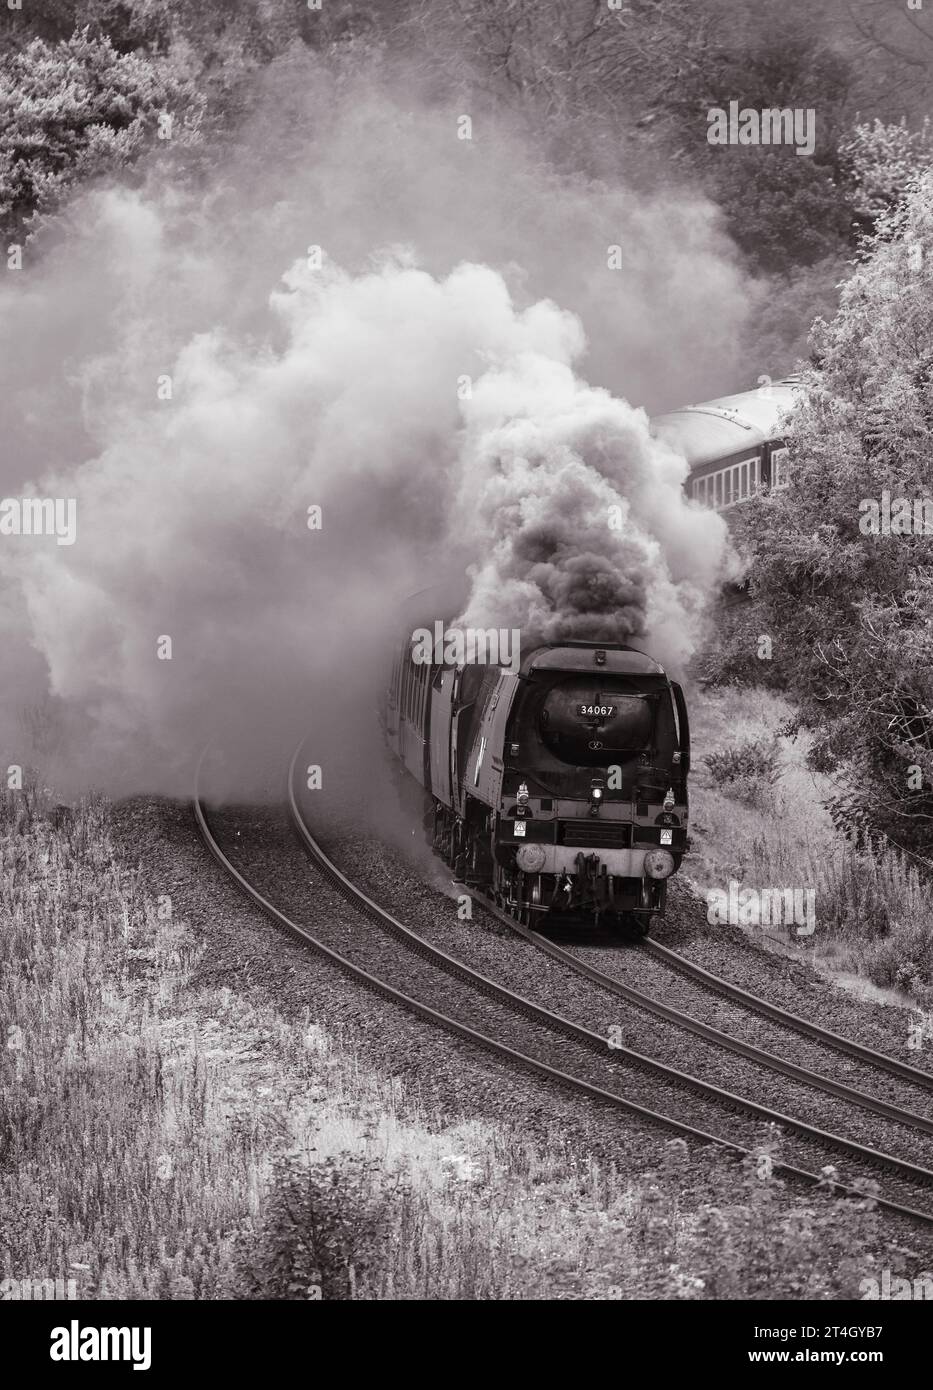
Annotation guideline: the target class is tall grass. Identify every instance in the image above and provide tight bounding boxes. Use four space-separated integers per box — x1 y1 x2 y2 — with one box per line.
0 787 897 1299
690 688 933 1007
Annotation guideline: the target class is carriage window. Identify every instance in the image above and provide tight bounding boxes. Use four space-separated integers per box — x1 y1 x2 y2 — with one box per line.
692 455 761 510
400 658 411 719
418 664 428 724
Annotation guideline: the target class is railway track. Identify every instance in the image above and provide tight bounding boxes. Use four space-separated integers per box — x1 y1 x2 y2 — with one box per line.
640 936 933 1088
457 891 933 1136
193 747 933 1229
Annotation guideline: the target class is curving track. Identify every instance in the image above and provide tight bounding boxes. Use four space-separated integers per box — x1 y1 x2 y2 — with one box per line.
641 937 933 1087
193 744 933 1230
457 891 933 1135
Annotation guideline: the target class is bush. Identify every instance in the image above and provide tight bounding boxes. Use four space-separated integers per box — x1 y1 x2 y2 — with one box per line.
704 737 782 805
813 837 933 1004
235 1132 890 1300
692 596 788 690
235 1152 393 1301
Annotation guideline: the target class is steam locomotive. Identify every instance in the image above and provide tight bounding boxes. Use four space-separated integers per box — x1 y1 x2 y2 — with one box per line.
383 628 689 934
380 377 799 931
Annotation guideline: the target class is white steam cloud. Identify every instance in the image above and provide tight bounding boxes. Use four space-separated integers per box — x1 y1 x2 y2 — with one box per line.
0 60 742 797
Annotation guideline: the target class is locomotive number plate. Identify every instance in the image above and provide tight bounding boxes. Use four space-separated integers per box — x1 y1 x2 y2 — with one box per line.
578 704 615 717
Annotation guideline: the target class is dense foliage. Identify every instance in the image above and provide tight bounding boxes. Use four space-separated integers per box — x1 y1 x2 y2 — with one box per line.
1 0 931 277
0 28 197 243
738 177 933 852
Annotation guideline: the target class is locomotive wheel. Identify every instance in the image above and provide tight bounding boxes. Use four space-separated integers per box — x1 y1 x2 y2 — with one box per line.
448 820 465 875
467 834 483 884
515 872 542 927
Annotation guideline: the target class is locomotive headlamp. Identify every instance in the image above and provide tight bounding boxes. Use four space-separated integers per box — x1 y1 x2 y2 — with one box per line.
517 781 530 805
516 843 547 874
595 649 607 665
644 848 676 880
589 777 605 816
663 787 675 810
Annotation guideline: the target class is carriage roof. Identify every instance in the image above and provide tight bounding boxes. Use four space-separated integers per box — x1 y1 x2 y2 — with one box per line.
650 376 802 469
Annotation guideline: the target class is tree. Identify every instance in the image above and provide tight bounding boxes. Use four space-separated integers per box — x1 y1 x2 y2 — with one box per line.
668 18 856 273
0 28 200 244
738 175 933 850
840 117 933 225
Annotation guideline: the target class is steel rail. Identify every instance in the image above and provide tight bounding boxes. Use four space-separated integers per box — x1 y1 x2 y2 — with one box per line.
458 890 933 1137
641 937 933 1090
